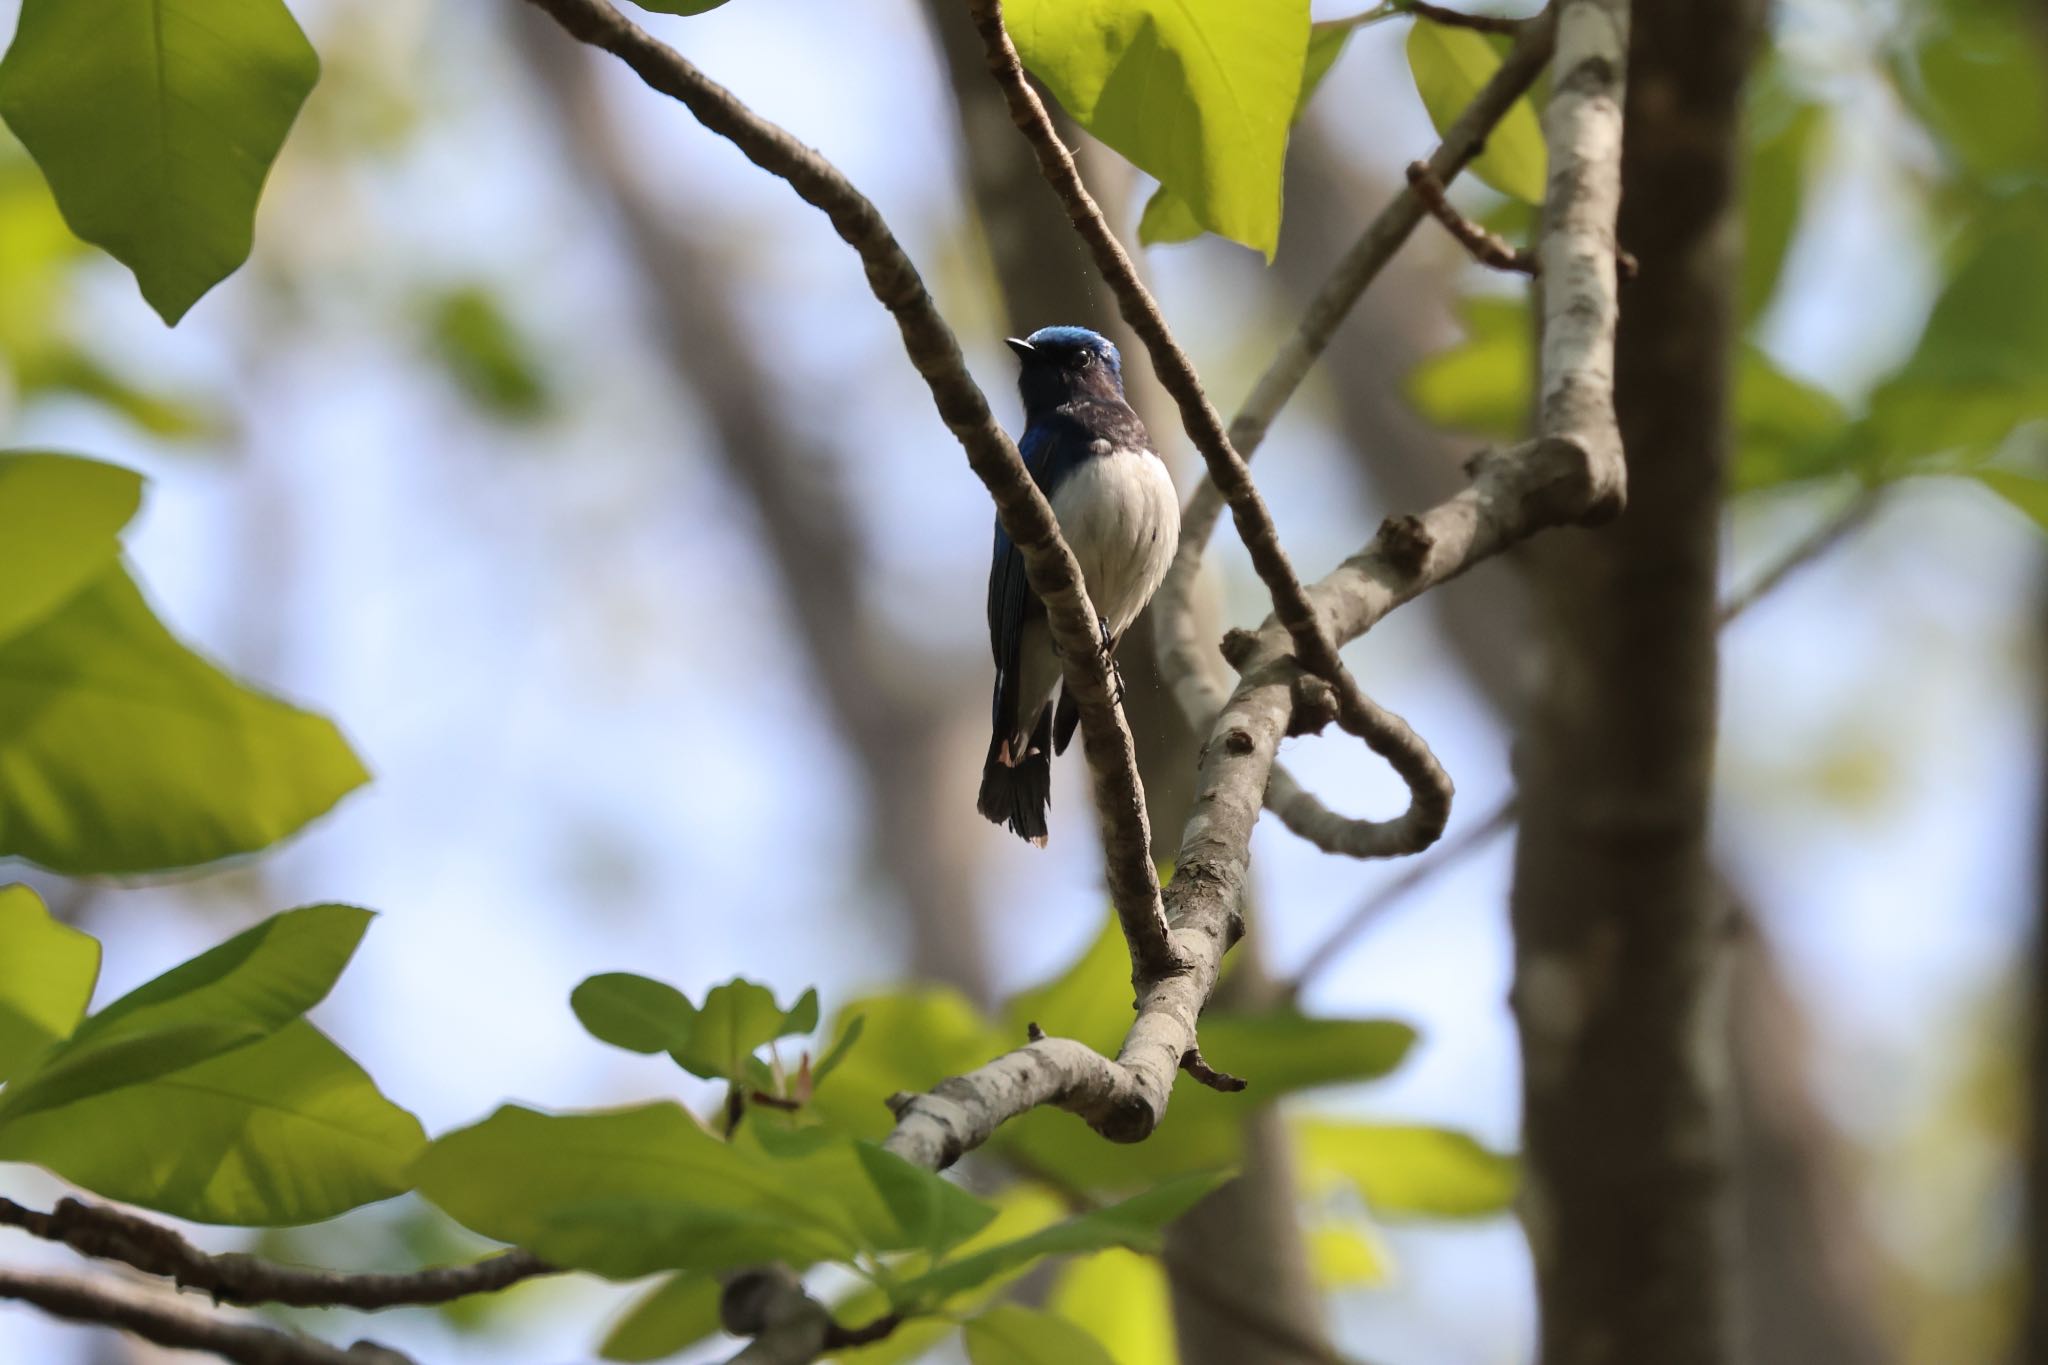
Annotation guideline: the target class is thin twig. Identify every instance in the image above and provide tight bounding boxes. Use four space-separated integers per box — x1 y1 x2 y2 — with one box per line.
517 0 1176 980
0 1268 415 1365
970 0 1455 858
1717 486 1885 626
0 1197 555 1310
1400 0 1530 34
1406 160 1538 275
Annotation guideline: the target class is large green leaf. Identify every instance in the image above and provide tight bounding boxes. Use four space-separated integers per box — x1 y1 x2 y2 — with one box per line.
1007 0 1309 256
416 1103 941 1280
809 989 1008 1140
671 979 817 1083
1297 1120 1517 1219
571 973 700 1056
856 1141 998 1258
1901 4 2048 187
0 564 369 874
600 1274 723 1363
0 0 319 324
0 453 141 646
1741 92 1822 322
1140 19 1354 247
1047 1250 1175 1365
0 884 98 1082
0 1019 422 1224
1405 23 1546 204
1002 915 1133 1054
0 903 371 1123
889 1172 1227 1310
965 1305 1117 1365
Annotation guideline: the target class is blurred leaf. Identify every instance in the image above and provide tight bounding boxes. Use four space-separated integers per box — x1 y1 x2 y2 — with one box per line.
628 0 734 12
834 1185 1070 1365
0 452 141 645
1741 95 1822 322
1405 23 1545 203
0 1019 423 1225
1308 1220 1390 1287
811 1012 864 1091
1899 4 2048 188
1410 297 1859 492
672 979 816 1084
1009 0 1308 256
1972 467 2048 529
18 347 221 440
601 1274 723 1363
1140 19 1353 247
0 903 372 1124
1297 1121 1517 1219
0 0 319 323
890 1171 1227 1310
1003 915 1133 1054
572 973 699 1056
1199 1012 1414 1092
856 1142 997 1258
426 286 552 421
0 884 99 1082
1047 1249 1174 1365
1729 347 1852 493
0 564 369 875
809 990 1007 1140
965 1304 1117 1365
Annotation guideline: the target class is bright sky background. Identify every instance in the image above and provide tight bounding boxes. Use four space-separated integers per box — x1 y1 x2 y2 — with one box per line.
0 0 2037 1362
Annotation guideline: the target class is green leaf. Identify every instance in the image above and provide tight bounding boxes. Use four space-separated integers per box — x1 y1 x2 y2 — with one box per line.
1047 1249 1175 1365
0 0 320 323
855 1142 998 1257
1002 915 1133 1055
1139 19 1354 247
810 1012 864 1090
1307 1220 1390 1287
1198 1012 1414 1092
0 1019 423 1224
571 973 699 1056
809 989 1006 1140
671 979 816 1083
601 1274 723 1363
0 452 141 646
1901 5 2048 187
426 286 552 421
1741 93 1821 322
1297 1121 1517 1218
1405 23 1545 203
891 1171 1227 1310
0 903 371 1123
965 1304 1117 1365
416 1103 927 1279
1008 0 1309 256
1973 467 2048 529
0 884 99 1082
1729 347 1851 493
0 564 369 875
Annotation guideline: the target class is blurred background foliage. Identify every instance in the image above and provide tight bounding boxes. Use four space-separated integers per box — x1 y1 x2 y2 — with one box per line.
0 0 2044 1360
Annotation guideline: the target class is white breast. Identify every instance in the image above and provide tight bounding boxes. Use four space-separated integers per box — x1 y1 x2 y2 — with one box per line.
1048 448 1181 641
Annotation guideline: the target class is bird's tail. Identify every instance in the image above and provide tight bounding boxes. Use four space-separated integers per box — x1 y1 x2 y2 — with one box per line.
978 707 1053 847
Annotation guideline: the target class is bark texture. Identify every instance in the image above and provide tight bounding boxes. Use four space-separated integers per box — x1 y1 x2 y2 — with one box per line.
1508 0 1757 1361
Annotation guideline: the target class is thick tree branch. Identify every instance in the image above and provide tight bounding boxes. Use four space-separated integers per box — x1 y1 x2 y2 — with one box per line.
0 1268 415 1365
517 0 1176 979
969 0 1455 859
0 1197 553 1309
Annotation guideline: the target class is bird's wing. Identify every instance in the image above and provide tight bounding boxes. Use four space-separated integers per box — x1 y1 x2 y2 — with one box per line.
987 419 1080 735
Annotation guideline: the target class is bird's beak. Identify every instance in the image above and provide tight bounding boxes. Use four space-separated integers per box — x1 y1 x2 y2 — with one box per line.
1004 336 1035 361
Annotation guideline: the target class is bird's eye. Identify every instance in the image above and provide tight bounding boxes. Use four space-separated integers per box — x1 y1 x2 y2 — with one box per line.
1074 350 1094 368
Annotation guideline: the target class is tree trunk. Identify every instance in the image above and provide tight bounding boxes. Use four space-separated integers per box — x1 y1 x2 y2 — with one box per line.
1508 1 1760 1361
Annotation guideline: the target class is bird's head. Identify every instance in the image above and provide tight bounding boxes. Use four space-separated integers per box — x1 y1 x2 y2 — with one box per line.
1007 326 1125 414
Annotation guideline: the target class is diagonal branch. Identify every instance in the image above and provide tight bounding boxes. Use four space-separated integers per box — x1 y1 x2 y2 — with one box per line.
967 0 1454 859
516 0 1178 980
0 1197 555 1309
0 1268 416 1365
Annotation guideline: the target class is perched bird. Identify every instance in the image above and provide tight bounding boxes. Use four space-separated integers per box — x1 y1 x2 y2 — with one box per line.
978 325 1180 846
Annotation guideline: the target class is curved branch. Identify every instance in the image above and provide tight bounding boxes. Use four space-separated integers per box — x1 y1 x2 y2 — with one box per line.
517 0 1177 979
967 0 1454 858
0 1268 415 1365
0 1197 554 1310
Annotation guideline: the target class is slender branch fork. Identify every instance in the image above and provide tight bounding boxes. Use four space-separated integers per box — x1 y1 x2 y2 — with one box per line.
5 1 1631 1361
